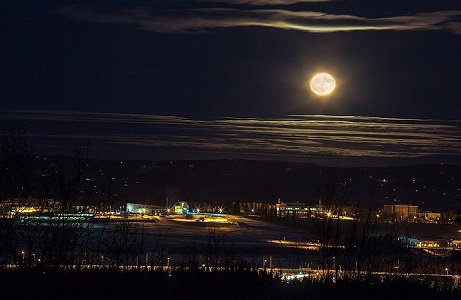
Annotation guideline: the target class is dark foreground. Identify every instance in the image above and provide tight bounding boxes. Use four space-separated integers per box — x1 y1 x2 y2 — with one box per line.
1 267 460 300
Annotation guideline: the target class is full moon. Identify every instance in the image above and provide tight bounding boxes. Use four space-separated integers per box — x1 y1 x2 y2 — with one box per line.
310 73 336 96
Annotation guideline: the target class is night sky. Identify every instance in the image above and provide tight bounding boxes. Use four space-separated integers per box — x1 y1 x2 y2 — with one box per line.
1 0 461 167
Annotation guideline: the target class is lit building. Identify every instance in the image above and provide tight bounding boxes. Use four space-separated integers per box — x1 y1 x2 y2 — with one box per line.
126 203 167 216
451 240 461 248
418 211 441 223
275 199 324 218
276 201 307 218
418 240 439 248
1 198 61 217
398 236 421 247
383 204 418 221
172 201 189 215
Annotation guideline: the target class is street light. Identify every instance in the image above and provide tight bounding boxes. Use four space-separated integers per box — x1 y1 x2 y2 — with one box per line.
167 257 170 268
445 268 449 275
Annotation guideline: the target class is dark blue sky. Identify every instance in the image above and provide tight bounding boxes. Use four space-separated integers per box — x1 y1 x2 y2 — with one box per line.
1 1 461 166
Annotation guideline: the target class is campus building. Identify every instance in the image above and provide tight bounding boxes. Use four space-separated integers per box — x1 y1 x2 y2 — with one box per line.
417 211 441 223
275 199 325 218
126 203 168 216
383 204 418 221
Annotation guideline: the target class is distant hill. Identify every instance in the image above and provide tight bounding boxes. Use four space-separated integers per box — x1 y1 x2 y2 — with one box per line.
35 156 461 212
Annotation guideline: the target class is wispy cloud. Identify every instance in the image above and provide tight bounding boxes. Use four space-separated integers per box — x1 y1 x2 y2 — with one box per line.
56 5 461 34
2 110 461 164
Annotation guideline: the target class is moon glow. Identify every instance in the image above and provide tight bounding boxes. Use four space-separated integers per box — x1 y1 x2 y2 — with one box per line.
310 73 336 96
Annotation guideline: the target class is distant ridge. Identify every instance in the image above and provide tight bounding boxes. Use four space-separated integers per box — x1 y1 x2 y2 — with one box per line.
35 155 461 212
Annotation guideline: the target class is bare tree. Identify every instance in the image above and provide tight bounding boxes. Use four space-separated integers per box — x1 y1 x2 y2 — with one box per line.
0 129 36 267
22 146 96 269
95 218 145 269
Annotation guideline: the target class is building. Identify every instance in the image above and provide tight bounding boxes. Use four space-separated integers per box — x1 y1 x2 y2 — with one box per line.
276 201 308 218
418 240 439 248
127 200 189 215
398 237 421 247
451 240 461 248
126 203 168 216
172 201 189 215
383 204 418 221
275 199 325 218
418 211 441 223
